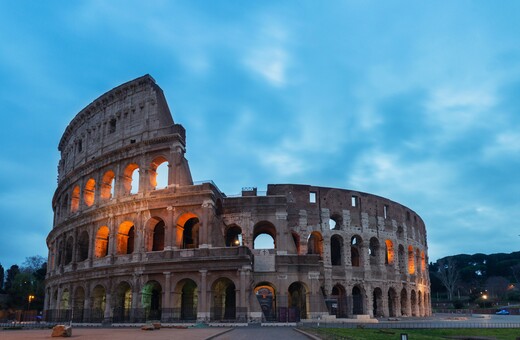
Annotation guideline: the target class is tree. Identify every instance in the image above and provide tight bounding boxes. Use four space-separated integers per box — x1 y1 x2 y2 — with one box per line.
5 265 20 292
512 263 520 284
437 256 460 301
0 263 4 293
22 255 46 273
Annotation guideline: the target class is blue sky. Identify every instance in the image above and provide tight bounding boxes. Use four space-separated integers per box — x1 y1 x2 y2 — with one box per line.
1 1 519 268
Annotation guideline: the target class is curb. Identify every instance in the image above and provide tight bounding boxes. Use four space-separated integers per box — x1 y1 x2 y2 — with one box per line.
293 328 321 340
205 327 235 340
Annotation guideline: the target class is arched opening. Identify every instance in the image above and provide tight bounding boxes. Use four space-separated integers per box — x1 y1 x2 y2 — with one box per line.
150 156 169 190
410 289 417 316
307 231 323 257
421 251 426 272
385 239 395 265
400 288 408 316
415 249 421 273
84 178 96 207
254 283 276 321
77 231 89 262
211 278 236 321
330 284 348 318
60 194 68 218
71 185 80 212
100 170 116 200
288 282 307 321
117 221 135 255
397 226 404 239
142 281 162 320
64 236 73 265
369 237 380 266
351 235 362 267
408 245 415 274
291 231 300 254
225 225 242 247
95 226 109 258
113 281 132 323
398 244 406 274
92 285 106 322
388 288 398 317
328 214 342 230
123 163 139 195
56 241 63 266
330 235 343 266
253 222 276 249
73 287 85 322
372 287 383 317
176 279 198 321
176 213 200 249
152 220 165 251
352 286 364 315
418 290 423 316
60 289 70 309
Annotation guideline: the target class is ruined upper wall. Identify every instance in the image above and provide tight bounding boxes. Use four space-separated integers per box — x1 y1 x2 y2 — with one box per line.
57 75 182 181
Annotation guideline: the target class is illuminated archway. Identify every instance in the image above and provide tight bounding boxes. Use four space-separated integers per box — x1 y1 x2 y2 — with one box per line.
307 231 323 257
95 226 109 258
150 156 169 190
84 178 96 207
176 213 200 249
117 221 135 255
71 185 80 212
254 282 277 321
100 170 115 200
123 163 139 195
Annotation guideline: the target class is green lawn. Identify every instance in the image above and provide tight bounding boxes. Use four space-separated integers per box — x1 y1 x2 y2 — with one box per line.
303 327 520 340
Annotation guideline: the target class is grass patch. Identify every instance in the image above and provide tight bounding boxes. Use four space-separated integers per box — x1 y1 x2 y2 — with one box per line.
302 327 520 340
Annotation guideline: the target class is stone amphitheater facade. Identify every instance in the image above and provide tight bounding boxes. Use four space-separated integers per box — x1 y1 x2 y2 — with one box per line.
45 75 431 323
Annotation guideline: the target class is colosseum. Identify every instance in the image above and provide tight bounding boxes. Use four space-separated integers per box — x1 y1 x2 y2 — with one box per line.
44 74 431 324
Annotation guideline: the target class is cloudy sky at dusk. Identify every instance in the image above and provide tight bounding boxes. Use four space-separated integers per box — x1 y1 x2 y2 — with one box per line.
1 1 519 268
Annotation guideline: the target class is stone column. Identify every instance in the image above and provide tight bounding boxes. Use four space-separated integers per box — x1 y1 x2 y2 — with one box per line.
198 270 208 321
163 272 172 310
200 201 214 248
165 206 174 251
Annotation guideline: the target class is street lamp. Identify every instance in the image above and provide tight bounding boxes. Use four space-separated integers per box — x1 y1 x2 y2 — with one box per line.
28 295 35 310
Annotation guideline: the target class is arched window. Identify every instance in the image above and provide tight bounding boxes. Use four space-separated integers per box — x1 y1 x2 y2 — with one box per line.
330 235 343 266
100 170 116 200
84 178 96 207
351 235 362 267
369 237 380 265
71 185 80 212
150 156 169 190
398 244 406 273
77 231 89 262
123 163 139 195
253 222 276 249
65 236 74 264
328 214 342 230
95 226 109 258
176 213 200 249
142 281 162 319
152 220 165 251
385 239 395 265
408 245 415 274
211 278 236 320
117 221 135 254
288 282 308 320
307 231 323 257
421 251 426 272
225 225 242 247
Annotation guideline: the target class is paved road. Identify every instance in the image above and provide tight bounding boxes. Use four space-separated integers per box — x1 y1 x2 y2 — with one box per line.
212 326 310 340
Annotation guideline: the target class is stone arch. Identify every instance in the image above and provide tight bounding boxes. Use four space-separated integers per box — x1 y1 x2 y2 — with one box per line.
175 278 198 320
71 185 80 212
291 231 300 254
117 221 135 255
225 225 242 247
113 281 132 322
176 212 200 249
150 156 169 190
351 235 363 267
288 281 308 320
142 280 162 320
73 286 85 322
307 231 323 257
100 170 115 200
369 237 380 266
400 288 408 316
385 239 395 265
253 221 276 249
352 285 364 315
254 282 277 321
330 284 348 318
330 234 343 266
372 287 384 317
408 245 415 274
60 288 70 309
410 289 417 316
328 213 343 230
421 251 426 272
388 287 398 317
211 277 236 321
145 217 165 252
95 226 109 258
64 235 74 265
84 178 96 207
398 244 406 274
92 285 106 318
123 163 139 195
77 230 89 262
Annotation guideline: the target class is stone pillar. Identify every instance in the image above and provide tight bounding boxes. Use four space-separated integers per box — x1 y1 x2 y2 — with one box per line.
165 206 174 251
163 272 171 309
108 214 116 257
200 201 214 248
88 224 95 267
198 270 208 321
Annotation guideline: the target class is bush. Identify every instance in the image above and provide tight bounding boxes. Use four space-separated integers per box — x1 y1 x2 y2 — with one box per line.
507 290 520 302
452 300 464 309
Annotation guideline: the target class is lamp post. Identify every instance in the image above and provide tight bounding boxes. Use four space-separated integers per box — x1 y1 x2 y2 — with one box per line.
27 295 35 322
